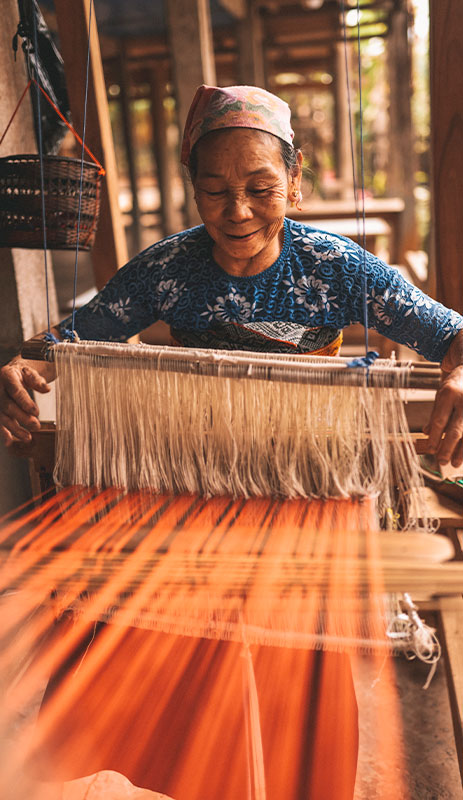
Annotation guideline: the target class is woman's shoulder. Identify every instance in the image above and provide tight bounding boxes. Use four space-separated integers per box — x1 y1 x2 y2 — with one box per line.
286 217 366 271
131 224 208 268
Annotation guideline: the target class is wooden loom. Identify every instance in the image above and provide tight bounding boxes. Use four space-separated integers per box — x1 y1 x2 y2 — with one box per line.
0 0 463 792
2 339 463 799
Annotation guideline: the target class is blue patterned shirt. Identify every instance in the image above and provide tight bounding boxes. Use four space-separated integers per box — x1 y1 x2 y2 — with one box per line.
60 218 463 362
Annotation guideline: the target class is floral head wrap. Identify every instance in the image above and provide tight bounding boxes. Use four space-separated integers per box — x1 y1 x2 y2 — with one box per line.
180 84 294 166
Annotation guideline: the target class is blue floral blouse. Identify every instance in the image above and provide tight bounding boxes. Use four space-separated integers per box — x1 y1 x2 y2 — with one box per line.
59 218 463 362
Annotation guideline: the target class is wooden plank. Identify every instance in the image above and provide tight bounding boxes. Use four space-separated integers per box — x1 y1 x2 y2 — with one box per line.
430 0 463 313
54 0 129 289
411 486 463 529
165 0 216 227
439 596 463 781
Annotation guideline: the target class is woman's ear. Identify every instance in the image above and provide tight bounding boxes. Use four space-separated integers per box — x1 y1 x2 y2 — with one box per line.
292 149 303 191
288 150 304 209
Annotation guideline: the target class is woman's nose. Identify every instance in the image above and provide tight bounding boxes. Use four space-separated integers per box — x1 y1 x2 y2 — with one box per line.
226 194 253 222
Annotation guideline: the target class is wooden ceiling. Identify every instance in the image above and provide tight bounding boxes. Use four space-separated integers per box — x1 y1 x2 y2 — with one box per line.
98 0 406 92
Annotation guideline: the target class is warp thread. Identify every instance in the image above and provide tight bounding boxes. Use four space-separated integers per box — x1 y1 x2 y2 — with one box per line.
52 342 430 529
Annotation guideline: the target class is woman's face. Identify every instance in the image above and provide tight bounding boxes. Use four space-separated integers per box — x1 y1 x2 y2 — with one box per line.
193 128 301 275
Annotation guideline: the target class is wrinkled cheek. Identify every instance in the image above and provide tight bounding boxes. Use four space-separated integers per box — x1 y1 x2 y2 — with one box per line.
263 215 285 242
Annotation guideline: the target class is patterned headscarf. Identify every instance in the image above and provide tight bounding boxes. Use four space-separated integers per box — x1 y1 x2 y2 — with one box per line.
180 84 294 166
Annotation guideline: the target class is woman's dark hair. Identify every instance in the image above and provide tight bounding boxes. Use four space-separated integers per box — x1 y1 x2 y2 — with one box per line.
279 139 299 173
187 129 300 181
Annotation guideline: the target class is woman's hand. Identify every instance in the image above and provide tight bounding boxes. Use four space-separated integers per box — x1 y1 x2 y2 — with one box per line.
0 357 51 446
424 330 463 468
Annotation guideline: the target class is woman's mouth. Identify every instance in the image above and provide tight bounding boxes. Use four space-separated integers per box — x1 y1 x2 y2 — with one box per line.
225 229 260 240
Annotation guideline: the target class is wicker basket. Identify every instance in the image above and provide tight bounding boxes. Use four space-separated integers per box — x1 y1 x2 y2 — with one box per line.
0 155 102 250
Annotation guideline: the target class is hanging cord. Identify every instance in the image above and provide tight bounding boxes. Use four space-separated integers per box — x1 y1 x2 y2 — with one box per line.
354 0 369 360
72 0 95 335
340 0 377 374
31 6 51 335
340 1 360 228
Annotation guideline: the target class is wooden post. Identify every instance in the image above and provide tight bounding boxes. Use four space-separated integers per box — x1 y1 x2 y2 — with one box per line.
430 0 463 313
0 0 60 510
165 0 216 227
54 0 128 289
237 0 266 87
118 43 141 255
439 596 463 781
386 4 418 263
149 66 177 236
334 42 354 200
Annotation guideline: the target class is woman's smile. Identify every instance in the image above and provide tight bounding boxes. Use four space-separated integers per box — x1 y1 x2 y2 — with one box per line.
224 228 261 240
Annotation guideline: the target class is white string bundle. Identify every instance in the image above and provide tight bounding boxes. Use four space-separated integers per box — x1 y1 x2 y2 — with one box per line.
52 341 427 526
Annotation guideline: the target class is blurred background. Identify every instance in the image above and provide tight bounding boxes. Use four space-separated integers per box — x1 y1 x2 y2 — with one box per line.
36 0 431 317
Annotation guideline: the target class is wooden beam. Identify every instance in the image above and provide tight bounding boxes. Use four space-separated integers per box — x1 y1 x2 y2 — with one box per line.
238 0 266 86
54 0 128 289
385 4 417 261
216 0 246 19
149 67 177 236
334 42 354 199
118 42 141 254
0 0 60 508
263 7 339 39
429 0 463 313
165 0 216 227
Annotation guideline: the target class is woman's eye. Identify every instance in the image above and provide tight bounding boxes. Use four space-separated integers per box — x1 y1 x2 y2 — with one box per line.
250 187 272 195
204 189 225 196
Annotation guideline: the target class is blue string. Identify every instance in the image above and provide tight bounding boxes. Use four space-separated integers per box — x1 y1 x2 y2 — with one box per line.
340 0 370 365
43 331 60 344
347 351 379 369
31 7 51 334
340 1 360 228
355 0 369 358
72 0 95 335
61 328 80 342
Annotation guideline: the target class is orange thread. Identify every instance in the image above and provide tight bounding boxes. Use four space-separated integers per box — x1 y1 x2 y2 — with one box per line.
32 80 105 175
0 79 105 176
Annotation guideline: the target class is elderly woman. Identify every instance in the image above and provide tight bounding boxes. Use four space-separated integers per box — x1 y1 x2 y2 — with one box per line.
2 84 463 799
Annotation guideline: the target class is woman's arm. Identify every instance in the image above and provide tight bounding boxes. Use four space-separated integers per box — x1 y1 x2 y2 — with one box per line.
424 330 463 468
0 328 59 446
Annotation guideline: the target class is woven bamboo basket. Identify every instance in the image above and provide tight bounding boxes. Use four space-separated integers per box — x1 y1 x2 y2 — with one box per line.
0 154 102 250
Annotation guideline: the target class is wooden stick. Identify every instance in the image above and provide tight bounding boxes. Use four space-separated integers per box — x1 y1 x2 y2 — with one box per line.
2 550 462 598
0 527 453 562
20 340 442 390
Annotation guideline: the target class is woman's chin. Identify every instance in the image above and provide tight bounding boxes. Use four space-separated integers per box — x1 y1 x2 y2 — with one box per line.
216 232 268 262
